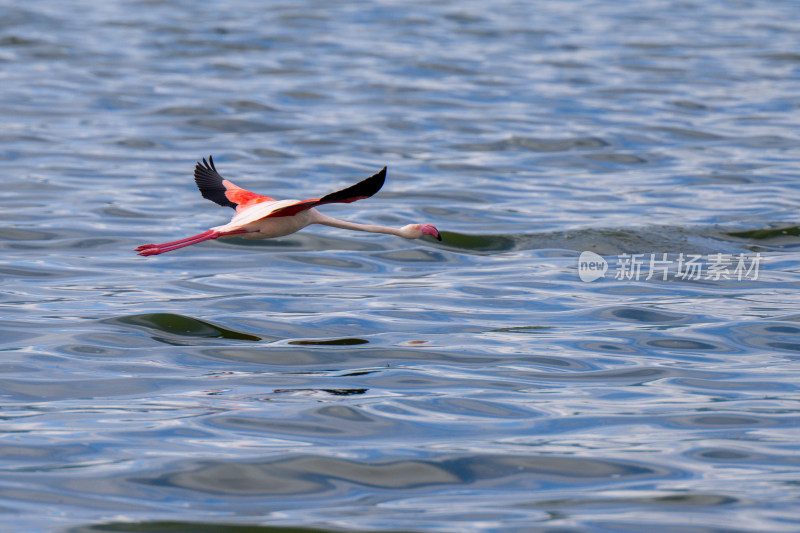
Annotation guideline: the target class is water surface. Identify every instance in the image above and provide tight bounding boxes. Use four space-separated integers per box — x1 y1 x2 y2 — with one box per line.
2 1 800 532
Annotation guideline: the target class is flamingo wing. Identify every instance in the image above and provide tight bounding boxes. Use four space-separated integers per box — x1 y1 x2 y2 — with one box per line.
194 156 275 210
264 166 387 218
195 157 386 221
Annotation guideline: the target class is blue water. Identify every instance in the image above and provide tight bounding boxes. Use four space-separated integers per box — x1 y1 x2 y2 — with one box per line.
2 1 800 532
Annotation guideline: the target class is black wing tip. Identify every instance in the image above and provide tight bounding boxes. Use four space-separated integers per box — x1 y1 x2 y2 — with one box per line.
196 155 215 172
359 166 386 197
193 155 216 183
193 154 237 209
364 165 387 196
359 165 387 198
317 165 388 204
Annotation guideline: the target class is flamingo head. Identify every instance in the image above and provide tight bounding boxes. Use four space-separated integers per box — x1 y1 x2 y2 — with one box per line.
402 224 442 241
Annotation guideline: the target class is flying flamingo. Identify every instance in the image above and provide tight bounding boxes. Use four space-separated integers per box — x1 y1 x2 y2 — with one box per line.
135 157 441 256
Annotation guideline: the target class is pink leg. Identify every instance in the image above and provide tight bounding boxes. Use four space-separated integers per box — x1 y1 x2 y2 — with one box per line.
135 230 216 251
136 229 252 256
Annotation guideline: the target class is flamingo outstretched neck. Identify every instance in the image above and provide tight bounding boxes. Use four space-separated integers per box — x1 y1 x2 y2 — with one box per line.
136 157 441 256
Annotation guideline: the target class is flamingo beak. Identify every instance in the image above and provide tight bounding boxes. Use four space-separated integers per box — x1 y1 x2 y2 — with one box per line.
420 224 441 241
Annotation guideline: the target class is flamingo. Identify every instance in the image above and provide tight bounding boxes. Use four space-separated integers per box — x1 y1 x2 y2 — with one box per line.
135 157 441 256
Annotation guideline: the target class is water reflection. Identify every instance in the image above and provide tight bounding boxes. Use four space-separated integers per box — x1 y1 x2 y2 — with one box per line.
106 313 262 342
3 0 800 532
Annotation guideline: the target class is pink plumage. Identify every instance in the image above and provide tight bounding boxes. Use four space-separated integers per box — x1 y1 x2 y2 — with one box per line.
135 157 441 256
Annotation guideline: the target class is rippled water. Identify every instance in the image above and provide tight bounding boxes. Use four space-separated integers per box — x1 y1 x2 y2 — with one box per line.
3 1 800 532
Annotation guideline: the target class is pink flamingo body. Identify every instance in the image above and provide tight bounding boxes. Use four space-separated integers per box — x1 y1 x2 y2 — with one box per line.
136 157 440 256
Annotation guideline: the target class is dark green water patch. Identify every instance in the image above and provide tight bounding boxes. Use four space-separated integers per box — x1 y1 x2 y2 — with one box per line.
726 225 800 242
105 313 261 342
444 224 800 256
288 338 369 346
437 231 516 253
